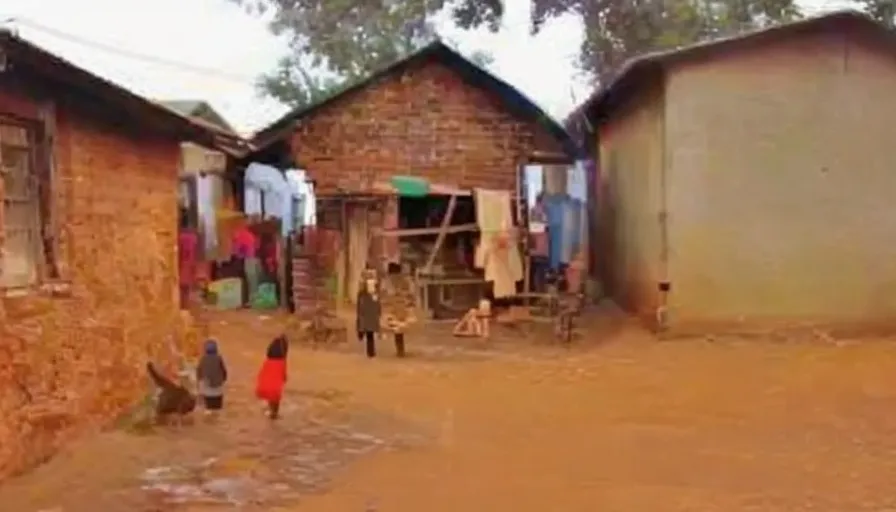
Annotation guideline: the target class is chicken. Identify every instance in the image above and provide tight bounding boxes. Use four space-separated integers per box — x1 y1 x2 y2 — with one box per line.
146 362 196 426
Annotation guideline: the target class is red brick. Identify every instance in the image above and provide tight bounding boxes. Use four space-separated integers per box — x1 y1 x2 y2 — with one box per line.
291 61 563 195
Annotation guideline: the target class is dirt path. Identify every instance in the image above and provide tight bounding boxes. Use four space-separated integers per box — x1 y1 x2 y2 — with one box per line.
4 311 896 511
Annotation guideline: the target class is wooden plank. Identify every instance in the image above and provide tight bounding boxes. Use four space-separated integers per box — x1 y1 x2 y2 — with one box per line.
372 180 473 196
417 277 485 286
422 194 456 273
337 198 347 306
372 223 478 238
528 151 574 165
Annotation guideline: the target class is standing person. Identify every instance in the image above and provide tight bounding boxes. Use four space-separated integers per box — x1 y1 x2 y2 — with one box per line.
178 208 199 309
196 339 228 417
255 335 289 419
232 219 260 306
356 271 382 359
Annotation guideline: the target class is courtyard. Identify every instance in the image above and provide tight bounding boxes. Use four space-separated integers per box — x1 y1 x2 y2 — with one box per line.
3 310 896 511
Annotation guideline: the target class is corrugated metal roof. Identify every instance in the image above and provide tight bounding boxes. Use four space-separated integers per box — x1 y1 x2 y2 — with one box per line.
158 99 235 133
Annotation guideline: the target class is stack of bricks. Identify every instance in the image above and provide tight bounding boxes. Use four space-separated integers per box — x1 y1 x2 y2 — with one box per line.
291 228 337 315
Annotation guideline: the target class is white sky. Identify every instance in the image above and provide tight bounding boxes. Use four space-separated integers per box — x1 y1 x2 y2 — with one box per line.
0 0 857 135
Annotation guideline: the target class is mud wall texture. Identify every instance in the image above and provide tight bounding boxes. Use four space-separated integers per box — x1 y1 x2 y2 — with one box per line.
0 81 193 479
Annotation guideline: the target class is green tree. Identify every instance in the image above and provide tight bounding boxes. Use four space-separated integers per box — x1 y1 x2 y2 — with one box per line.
234 0 803 106
230 0 499 107
858 0 895 27
530 0 802 79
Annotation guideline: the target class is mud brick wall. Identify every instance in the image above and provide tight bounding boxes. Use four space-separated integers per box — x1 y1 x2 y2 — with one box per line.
0 83 191 480
291 60 564 194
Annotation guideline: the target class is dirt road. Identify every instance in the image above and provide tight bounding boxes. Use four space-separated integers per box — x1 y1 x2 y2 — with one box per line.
4 311 896 511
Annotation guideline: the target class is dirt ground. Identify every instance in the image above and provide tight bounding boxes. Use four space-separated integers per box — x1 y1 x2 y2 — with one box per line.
4 308 896 511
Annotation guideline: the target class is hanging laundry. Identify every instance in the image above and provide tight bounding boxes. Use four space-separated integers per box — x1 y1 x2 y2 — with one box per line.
244 186 263 217
244 162 292 233
543 193 567 270
196 174 219 259
560 198 584 264
473 188 523 298
543 193 585 270
285 169 315 233
567 162 589 203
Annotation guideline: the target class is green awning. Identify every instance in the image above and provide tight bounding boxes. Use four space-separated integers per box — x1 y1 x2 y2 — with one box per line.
390 175 430 197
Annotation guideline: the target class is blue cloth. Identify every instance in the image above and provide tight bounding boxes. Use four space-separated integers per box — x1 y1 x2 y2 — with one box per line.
204 339 219 355
543 194 584 269
567 164 588 203
562 199 583 263
543 194 567 269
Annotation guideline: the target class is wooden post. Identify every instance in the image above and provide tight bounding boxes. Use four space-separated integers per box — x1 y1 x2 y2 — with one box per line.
518 165 531 295
423 194 457 274
337 197 348 307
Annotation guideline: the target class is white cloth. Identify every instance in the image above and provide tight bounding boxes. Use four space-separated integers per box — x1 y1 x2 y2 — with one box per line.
196 174 219 258
473 188 523 298
568 162 588 202
244 162 292 234
285 169 316 229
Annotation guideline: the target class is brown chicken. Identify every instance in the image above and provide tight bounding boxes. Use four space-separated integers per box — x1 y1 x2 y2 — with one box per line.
146 362 196 425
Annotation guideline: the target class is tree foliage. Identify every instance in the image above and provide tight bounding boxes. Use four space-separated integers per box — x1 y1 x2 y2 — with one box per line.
857 0 895 27
230 0 499 107
530 0 802 79
237 0 896 109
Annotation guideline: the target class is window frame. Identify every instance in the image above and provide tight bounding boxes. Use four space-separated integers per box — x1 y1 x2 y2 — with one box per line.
0 114 52 292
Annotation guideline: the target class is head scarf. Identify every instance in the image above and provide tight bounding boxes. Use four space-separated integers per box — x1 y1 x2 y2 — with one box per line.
204 339 219 355
266 335 289 360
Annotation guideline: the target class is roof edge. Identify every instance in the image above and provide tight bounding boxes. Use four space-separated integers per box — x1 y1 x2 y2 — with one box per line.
249 40 581 159
576 9 885 128
0 30 226 149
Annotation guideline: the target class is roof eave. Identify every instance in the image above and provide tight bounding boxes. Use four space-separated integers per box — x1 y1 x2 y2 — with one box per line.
0 31 225 149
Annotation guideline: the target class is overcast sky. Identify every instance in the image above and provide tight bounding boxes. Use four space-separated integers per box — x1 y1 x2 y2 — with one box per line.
0 0 857 135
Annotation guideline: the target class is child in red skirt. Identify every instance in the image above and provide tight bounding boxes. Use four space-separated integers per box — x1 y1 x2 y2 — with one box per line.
255 335 289 419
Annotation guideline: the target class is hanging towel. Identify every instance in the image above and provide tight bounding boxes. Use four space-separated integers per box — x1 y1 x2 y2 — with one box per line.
543 193 567 269
473 188 523 298
560 198 583 264
196 175 219 259
568 163 589 202
245 162 290 230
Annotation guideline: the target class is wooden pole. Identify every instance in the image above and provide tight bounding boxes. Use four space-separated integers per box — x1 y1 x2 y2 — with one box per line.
423 194 457 274
518 165 531 295
338 197 348 307
373 223 477 237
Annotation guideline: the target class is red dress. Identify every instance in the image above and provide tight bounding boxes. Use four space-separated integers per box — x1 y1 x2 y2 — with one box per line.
178 230 198 286
255 359 287 401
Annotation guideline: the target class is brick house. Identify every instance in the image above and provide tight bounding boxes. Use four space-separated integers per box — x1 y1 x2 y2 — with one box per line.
0 30 219 478
575 11 896 334
249 40 579 306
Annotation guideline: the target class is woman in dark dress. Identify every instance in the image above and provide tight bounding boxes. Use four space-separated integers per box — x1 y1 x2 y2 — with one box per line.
356 272 382 358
